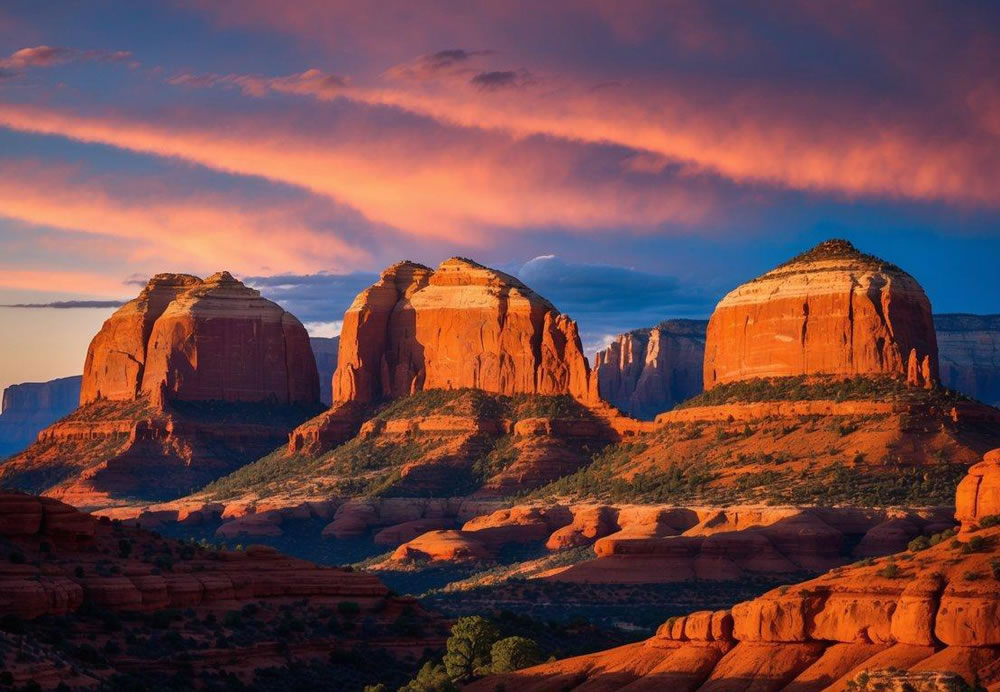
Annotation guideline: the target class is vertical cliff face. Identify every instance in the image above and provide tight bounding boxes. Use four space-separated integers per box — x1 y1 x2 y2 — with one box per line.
704 239 939 389
935 314 1000 406
332 258 594 406
0 376 81 457
594 320 707 419
81 272 319 407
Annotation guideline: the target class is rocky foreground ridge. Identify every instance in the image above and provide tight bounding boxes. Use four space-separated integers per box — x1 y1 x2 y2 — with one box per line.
471 449 1000 691
704 239 939 390
0 273 323 506
0 491 443 689
0 375 80 458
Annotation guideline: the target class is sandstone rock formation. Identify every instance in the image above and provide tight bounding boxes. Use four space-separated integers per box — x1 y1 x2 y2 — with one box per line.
333 258 594 405
935 313 1000 406
1 273 322 507
310 335 339 405
704 239 939 389
471 450 1000 692
0 491 443 689
82 271 318 406
594 319 707 419
0 375 80 457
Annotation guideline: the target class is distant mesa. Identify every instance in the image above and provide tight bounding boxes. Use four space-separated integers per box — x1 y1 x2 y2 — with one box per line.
593 319 707 420
935 313 1000 407
333 257 594 405
309 336 340 406
704 239 939 389
0 376 81 458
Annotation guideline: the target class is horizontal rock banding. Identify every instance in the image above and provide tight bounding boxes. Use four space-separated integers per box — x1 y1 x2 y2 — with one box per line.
332 258 593 405
704 239 939 389
82 271 318 407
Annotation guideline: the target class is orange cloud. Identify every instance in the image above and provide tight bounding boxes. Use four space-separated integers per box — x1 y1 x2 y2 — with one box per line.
0 103 717 242
0 160 373 286
0 268 132 297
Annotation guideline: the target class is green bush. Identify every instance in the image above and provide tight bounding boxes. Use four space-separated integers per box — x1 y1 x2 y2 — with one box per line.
443 616 501 681
491 636 542 673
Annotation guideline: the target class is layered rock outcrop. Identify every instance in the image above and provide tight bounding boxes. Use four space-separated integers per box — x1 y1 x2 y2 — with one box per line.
935 314 1000 406
472 450 1000 692
82 271 318 407
704 239 939 389
0 375 80 457
332 258 594 405
309 335 340 405
594 320 707 419
2 273 322 507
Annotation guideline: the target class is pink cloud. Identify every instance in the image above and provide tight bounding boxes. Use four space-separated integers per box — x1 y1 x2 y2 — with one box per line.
0 159 374 291
0 102 718 243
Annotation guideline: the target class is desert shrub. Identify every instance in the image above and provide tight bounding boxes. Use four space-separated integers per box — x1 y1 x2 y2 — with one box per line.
491 636 542 673
908 536 931 552
443 616 501 681
876 563 901 579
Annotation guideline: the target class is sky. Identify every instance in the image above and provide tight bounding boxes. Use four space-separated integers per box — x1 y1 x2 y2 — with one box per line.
1 1 999 395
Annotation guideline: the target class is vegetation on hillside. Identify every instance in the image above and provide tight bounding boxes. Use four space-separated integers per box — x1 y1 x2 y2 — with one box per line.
675 375 971 409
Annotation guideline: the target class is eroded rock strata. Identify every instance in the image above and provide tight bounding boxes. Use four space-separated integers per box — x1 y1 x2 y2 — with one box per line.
471 449 1000 691
0 492 443 689
593 319 707 420
704 239 939 389
0 273 322 506
333 258 594 405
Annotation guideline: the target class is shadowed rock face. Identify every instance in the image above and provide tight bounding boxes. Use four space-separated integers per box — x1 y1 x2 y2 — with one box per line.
704 239 939 389
594 320 707 419
333 257 594 405
935 314 1000 407
82 272 319 407
0 376 81 457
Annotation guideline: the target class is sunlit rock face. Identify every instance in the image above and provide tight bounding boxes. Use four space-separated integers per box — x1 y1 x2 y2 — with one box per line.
594 320 707 419
333 257 593 405
81 272 319 407
704 239 939 389
935 313 1000 406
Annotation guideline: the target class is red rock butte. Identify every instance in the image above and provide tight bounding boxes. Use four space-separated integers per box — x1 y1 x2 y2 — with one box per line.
81 271 319 407
703 239 939 389
332 257 593 405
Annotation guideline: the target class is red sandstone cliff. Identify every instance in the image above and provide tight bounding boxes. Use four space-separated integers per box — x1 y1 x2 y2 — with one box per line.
594 320 707 419
1 273 322 507
704 239 939 389
82 271 318 407
332 258 594 405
